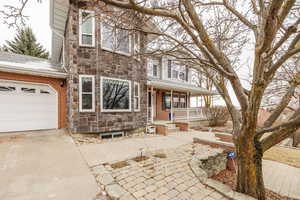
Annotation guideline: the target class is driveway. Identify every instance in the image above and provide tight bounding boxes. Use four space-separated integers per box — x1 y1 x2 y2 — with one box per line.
0 130 98 200
78 131 213 166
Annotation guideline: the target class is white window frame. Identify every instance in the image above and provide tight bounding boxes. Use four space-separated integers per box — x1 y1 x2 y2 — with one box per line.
148 58 159 78
134 82 140 112
79 75 95 112
79 9 95 47
100 22 132 56
134 32 140 55
100 76 132 112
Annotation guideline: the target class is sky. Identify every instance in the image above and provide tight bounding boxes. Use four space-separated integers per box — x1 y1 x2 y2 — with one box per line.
0 0 51 52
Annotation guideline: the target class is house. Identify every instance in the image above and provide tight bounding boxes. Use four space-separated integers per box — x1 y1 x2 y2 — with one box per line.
0 51 67 132
0 0 216 134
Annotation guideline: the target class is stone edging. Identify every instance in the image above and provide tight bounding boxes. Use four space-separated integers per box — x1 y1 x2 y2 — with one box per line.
189 155 256 200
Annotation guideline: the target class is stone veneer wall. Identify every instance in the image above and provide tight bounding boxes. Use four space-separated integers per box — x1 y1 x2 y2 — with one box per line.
64 1 148 133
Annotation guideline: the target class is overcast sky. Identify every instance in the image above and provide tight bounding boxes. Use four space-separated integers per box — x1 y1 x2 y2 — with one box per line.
0 0 51 52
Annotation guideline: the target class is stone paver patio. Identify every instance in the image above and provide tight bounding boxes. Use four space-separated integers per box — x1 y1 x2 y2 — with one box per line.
91 143 228 200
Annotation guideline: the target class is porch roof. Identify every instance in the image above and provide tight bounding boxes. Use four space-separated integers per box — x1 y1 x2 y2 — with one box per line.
146 79 218 96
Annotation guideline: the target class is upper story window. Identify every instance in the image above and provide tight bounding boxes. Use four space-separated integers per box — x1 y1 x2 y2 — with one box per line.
101 22 131 56
134 32 140 54
79 10 95 47
148 58 159 78
79 75 95 112
167 59 187 82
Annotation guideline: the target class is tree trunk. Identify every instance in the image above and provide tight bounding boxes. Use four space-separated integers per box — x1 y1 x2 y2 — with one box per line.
235 129 266 200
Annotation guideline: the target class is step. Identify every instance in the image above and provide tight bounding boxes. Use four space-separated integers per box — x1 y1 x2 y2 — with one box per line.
166 123 177 129
167 127 180 133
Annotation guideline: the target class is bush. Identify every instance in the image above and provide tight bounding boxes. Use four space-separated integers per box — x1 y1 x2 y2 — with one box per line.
203 106 230 127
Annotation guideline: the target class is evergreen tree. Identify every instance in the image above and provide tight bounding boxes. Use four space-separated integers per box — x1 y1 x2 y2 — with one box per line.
3 27 49 59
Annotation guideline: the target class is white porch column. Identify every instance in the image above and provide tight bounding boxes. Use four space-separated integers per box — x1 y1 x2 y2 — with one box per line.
151 86 154 123
170 90 173 121
146 86 149 123
186 92 190 121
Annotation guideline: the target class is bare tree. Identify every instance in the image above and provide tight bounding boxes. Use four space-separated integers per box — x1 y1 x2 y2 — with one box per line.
88 1 300 199
3 0 300 199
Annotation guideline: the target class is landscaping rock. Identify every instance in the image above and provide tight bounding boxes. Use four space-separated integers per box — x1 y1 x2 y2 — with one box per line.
105 184 127 200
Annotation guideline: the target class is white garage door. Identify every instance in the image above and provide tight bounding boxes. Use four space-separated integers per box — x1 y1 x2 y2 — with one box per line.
0 80 58 132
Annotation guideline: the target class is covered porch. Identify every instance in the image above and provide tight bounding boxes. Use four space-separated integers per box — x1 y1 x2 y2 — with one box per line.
146 79 218 125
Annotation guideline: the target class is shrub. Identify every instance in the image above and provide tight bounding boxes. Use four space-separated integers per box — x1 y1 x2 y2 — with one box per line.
203 106 230 127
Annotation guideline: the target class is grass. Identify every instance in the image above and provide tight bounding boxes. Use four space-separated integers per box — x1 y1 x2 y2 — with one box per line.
264 146 300 168
110 161 129 169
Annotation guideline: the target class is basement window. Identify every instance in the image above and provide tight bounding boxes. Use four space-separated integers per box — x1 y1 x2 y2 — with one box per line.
0 86 15 92
21 88 36 93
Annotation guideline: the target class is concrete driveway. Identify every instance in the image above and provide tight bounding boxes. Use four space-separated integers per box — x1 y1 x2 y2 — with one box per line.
78 131 212 166
0 130 98 200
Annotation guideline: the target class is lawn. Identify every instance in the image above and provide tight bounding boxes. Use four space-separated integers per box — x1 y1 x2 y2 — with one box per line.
264 146 300 168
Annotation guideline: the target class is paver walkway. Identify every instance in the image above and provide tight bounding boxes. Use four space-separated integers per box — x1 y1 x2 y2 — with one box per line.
263 159 300 199
79 131 214 166
92 143 228 200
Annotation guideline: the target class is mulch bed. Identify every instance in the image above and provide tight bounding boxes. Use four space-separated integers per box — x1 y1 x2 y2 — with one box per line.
110 161 129 169
132 156 149 162
211 169 299 200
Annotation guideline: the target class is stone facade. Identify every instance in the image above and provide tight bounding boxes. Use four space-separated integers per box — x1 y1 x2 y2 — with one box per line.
64 1 148 133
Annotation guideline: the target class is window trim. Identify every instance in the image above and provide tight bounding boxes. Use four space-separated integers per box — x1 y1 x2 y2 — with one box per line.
79 9 95 47
134 82 140 112
79 75 95 112
100 76 132 112
100 22 132 56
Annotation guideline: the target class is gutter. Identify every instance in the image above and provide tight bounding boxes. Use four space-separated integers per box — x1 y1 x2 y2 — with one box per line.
0 64 67 79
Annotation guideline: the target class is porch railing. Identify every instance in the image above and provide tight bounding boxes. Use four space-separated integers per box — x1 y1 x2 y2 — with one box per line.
173 107 206 121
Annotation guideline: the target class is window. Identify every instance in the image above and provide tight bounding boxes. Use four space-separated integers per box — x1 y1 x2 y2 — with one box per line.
179 71 185 81
21 88 35 93
101 22 131 55
172 70 179 79
134 82 140 111
79 10 95 47
79 75 95 112
40 89 50 94
167 60 172 78
0 86 15 92
163 93 171 110
153 64 158 77
101 77 131 112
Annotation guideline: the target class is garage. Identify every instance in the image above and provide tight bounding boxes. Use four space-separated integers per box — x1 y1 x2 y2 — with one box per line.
0 51 67 133
0 80 58 132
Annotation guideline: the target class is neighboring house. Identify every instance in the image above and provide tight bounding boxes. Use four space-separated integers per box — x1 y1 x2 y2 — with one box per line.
147 57 217 123
0 51 67 132
0 0 216 134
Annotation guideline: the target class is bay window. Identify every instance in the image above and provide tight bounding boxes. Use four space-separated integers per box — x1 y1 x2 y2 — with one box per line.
101 77 131 112
79 75 95 112
134 82 140 111
79 10 95 47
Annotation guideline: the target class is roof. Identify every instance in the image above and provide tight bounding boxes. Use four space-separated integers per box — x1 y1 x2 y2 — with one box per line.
0 51 67 78
147 77 218 96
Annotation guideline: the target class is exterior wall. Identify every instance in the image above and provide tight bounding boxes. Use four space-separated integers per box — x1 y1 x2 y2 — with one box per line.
0 71 67 128
65 2 147 133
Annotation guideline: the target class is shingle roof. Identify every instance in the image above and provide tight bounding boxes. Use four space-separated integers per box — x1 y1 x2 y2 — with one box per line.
0 51 66 78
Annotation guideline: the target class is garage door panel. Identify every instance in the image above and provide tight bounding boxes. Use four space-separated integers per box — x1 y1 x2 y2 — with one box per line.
0 80 58 132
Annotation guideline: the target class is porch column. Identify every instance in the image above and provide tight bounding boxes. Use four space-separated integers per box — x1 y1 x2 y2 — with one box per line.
151 86 154 123
170 90 173 121
146 86 149 123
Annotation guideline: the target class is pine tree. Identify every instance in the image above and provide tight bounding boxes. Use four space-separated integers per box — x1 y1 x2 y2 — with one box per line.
3 27 49 59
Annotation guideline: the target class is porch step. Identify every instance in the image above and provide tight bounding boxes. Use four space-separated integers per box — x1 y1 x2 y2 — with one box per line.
165 123 177 129
188 120 202 128
167 127 180 133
